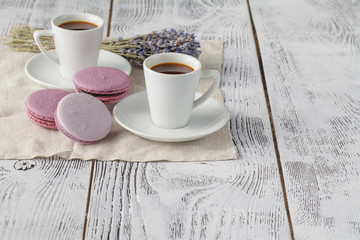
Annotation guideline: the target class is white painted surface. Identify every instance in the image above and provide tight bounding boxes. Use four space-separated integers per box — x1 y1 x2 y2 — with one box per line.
86 0 290 239
0 0 304 239
86 161 290 239
0 157 92 239
250 0 360 239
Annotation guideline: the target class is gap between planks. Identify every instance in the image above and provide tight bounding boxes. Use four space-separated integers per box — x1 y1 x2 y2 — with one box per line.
82 159 95 240
246 0 295 239
82 1 114 238
106 0 114 37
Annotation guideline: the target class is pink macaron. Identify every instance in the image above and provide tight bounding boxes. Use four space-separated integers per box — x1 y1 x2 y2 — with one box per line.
25 89 71 129
73 66 131 104
54 93 112 144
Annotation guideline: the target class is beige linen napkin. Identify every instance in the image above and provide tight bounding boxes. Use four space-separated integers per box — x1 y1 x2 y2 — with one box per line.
0 39 237 161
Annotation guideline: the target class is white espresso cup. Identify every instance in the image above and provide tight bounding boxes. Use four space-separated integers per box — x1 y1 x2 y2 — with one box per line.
33 13 104 80
143 53 220 129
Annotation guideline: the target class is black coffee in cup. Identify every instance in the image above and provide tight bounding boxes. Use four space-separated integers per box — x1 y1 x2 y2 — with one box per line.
58 21 97 31
151 63 194 75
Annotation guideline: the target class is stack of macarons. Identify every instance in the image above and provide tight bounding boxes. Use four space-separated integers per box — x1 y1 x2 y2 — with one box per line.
73 66 131 104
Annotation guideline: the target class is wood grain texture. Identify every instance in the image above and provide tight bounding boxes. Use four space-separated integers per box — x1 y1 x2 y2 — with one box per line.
250 0 360 238
0 0 111 36
0 1 111 239
85 0 291 239
86 161 288 239
0 157 92 239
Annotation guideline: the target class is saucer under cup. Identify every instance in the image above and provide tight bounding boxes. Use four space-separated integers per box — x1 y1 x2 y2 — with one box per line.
25 50 132 91
113 91 229 142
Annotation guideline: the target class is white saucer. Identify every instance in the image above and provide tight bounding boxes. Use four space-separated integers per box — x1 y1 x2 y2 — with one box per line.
113 91 230 142
25 50 132 91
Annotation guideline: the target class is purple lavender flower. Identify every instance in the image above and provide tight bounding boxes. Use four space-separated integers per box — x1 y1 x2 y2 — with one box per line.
102 28 201 67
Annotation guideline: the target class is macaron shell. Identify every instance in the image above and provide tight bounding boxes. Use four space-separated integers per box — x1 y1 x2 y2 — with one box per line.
55 93 112 143
73 67 131 94
54 112 97 144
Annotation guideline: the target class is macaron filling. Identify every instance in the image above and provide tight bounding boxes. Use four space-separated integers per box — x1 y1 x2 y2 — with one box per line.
75 88 128 97
74 82 131 95
26 108 54 122
75 88 129 103
26 110 57 128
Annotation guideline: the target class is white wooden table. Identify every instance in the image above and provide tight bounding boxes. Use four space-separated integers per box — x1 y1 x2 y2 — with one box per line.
1 0 359 239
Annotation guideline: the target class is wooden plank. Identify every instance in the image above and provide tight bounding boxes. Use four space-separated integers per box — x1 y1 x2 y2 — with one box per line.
0 157 91 239
0 0 111 238
85 0 292 239
249 0 360 238
86 161 289 239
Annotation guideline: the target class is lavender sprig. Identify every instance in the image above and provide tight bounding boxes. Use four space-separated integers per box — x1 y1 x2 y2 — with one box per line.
5 24 201 67
102 28 201 67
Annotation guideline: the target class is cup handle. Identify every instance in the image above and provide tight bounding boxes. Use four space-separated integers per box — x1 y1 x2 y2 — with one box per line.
33 30 60 65
193 70 220 109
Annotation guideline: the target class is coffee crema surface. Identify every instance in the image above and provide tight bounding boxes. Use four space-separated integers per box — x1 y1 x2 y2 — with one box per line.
58 21 97 31
151 63 194 75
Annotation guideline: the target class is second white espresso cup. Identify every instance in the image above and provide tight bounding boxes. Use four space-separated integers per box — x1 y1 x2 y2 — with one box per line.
143 53 220 129
33 13 104 80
